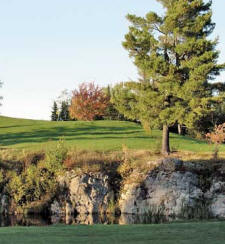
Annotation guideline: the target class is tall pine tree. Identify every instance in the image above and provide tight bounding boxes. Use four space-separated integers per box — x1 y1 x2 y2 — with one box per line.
51 101 58 121
112 0 225 155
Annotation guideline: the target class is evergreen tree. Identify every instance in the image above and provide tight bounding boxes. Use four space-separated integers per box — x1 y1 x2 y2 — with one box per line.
112 0 225 155
51 101 58 121
59 101 70 121
103 85 126 121
195 90 225 136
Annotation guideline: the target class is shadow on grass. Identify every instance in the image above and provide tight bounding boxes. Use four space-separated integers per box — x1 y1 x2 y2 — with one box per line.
0 125 152 147
0 122 213 150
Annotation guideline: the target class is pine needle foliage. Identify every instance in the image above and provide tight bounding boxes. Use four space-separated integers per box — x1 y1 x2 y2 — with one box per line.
51 101 58 121
112 0 225 154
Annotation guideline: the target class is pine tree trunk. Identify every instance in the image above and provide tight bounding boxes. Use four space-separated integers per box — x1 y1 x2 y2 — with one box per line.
178 124 182 135
162 125 170 155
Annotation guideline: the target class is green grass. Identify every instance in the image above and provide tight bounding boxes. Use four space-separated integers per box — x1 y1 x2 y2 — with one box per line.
0 116 224 152
0 222 225 244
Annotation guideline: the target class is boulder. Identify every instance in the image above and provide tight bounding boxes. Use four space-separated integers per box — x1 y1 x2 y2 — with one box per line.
69 173 114 214
52 172 114 215
119 159 204 217
205 179 225 218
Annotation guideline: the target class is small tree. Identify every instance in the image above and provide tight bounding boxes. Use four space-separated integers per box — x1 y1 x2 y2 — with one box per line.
69 82 109 121
206 123 225 159
57 89 71 107
51 101 58 121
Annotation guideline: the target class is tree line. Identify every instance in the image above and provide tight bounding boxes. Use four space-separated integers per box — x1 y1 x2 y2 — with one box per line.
51 83 125 122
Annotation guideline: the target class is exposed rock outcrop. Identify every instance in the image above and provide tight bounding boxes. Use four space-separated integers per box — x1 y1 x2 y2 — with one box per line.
0 195 8 215
119 158 206 217
205 179 225 218
2 157 225 220
51 172 114 216
49 159 225 219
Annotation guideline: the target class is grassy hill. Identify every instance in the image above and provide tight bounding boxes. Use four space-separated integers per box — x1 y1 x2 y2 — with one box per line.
0 116 224 153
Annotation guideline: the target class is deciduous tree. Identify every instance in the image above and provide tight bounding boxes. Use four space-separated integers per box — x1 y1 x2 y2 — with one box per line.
69 82 109 121
206 123 225 159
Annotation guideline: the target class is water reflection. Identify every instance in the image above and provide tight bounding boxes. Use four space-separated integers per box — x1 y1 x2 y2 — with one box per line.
0 214 51 227
0 214 208 227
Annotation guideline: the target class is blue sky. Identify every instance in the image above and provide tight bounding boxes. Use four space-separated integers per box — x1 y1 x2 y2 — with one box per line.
0 0 224 120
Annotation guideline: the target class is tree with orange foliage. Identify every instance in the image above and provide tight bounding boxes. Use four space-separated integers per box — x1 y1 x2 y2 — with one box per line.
69 82 109 121
206 123 225 159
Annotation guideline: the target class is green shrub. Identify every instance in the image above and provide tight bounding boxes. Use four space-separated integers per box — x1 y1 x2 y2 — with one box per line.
7 172 25 204
7 139 68 207
44 139 67 175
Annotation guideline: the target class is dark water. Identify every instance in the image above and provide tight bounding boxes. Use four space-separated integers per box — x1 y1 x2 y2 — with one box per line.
0 214 183 227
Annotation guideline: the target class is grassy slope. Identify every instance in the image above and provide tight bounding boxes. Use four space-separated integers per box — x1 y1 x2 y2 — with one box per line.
0 222 225 244
0 116 224 152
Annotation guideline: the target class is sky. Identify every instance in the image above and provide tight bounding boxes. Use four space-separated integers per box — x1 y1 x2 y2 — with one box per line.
0 0 224 120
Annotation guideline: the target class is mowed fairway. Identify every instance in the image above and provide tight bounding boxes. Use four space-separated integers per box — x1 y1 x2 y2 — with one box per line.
0 222 225 244
0 116 224 152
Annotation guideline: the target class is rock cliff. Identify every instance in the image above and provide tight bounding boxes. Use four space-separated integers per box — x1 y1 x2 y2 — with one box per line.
119 158 225 218
2 158 225 219
50 172 114 216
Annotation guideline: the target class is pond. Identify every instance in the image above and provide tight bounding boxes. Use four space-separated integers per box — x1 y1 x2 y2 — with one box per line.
0 214 215 227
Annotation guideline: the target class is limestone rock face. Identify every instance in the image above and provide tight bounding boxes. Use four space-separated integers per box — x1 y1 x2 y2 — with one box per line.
50 200 64 216
0 195 8 215
119 159 204 217
69 173 114 214
52 172 114 215
50 159 225 219
205 179 225 218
